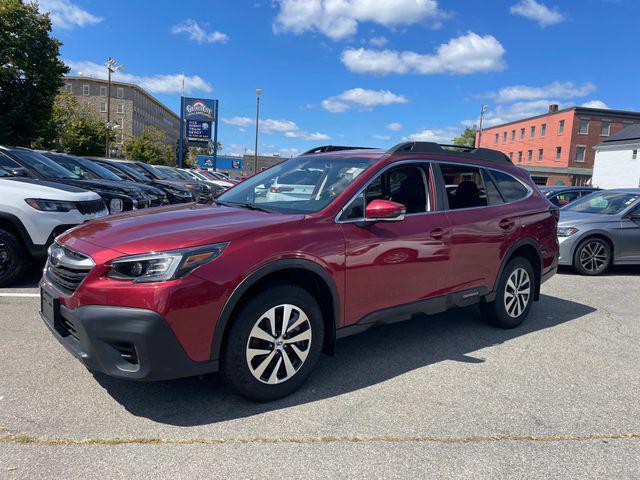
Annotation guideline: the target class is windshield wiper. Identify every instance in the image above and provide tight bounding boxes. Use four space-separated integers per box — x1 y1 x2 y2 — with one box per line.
215 200 274 213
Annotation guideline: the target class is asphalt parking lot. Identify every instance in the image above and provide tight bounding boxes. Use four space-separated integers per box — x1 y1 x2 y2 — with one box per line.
1 265 639 479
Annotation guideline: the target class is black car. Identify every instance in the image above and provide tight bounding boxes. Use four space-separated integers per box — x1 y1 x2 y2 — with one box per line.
88 158 194 204
539 186 600 207
154 165 224 198
0 146 147 214
41 152 169 207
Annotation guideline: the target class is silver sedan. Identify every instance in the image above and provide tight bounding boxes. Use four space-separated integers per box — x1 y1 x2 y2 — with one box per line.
557 189 640 275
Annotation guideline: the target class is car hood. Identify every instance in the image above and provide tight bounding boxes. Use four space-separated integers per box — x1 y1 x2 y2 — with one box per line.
58 179 143 196
558 210 619 226
58 203 304 255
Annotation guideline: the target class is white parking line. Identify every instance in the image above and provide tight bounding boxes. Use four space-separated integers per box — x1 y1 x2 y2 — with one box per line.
0 293 40 298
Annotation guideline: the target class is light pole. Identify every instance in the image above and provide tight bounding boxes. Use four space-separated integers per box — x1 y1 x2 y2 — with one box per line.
106 57 123 158
253 88 262 175
476 104 488 148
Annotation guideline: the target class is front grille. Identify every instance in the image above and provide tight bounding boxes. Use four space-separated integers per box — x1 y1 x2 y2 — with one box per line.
75 199 106 215
46 243 94 294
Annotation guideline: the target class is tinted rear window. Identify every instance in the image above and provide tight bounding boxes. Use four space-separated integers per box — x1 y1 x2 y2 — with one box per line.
489 170 529 203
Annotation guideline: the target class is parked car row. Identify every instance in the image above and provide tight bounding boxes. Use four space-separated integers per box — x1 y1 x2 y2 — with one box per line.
0 145 235 286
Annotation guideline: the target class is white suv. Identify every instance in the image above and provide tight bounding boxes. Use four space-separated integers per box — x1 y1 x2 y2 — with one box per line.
0 167 108 286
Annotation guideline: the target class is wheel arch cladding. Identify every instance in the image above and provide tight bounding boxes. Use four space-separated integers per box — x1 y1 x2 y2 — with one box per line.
210 259 340 361
495 240 542 301
0 214 32 256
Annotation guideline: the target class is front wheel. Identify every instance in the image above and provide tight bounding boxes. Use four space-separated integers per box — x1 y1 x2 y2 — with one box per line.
481 257 535 329
221 284 324 402
573 237 611 276
0 229 27 287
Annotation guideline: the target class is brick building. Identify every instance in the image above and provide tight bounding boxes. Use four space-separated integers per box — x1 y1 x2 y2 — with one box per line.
61 76 180 157
476 105 640 186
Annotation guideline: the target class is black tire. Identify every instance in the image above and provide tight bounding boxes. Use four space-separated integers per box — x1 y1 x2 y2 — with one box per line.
573 237 611 276
480 257 535 329
221 284 324 402
0 228 28 287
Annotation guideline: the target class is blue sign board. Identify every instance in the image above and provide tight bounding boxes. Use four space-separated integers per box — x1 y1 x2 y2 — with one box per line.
179 97 219 168
197 155 243 171
184 98 217 122
186 120 212 141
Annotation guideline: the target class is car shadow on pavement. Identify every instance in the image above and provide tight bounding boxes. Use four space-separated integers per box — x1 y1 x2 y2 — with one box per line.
94 293 595 426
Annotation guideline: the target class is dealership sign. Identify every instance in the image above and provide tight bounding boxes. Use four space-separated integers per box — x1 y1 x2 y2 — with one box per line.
183 97 218 145
186 119 211 141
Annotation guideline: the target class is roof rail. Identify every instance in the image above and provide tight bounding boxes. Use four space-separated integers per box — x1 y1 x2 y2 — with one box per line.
301 145 375 155
387 142 512 164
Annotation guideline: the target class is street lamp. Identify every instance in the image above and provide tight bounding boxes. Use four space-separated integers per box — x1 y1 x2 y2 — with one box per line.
106 57 124 158
476 104 488 148
253 88 262 175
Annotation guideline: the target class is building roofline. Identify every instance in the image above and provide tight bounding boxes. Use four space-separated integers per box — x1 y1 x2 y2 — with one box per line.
481 106 640 131
64 75 179 120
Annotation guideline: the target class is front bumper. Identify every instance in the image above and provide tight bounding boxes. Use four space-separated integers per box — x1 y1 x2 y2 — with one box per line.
557 235 579 266
40 284 219 381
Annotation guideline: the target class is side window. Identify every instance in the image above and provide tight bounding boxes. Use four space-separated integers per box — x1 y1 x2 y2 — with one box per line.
341 164 429 220
489 170 530 203
481 170 504 206
440 164 487 210
553 191 581 207
0 153 20 169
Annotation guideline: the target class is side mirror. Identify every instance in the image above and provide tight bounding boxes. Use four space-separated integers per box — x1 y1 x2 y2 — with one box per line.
10 167 28 177
365 199 406 222
627 211 640 221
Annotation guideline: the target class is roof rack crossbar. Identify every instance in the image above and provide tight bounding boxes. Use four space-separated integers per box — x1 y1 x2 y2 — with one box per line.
387 142 512 164
301 145 375 155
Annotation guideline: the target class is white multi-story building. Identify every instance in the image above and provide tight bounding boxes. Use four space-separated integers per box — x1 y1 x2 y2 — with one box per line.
593 124 640 188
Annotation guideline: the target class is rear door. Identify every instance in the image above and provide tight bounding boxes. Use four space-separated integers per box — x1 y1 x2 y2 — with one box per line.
618 201 640 262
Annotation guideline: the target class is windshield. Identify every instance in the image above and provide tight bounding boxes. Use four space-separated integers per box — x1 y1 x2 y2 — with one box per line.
123 162 157 180
156 166 184 181
217 155 377 214
563 191 640 215
11 149 80 179
105 162 146 181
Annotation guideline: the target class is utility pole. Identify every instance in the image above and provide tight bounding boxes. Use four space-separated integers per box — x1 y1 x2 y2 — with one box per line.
253 88 262 175
178 73 185 168
105 57 123 158
476 104 488 148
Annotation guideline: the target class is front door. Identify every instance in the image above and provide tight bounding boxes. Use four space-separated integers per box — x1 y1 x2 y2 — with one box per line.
619 202 640 262
338 163 451 325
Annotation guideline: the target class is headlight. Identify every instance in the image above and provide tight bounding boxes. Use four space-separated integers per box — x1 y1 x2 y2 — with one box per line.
109 198 124 213
557 226 579 237
167 187 191 197
25 198 76 212
106 242 228 283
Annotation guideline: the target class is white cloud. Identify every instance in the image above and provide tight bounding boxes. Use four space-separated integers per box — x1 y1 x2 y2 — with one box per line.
321 88 408 113
387 122 402 131
30 0 102 29
273 0 444 41
65 60 213 94
369 36 388 47
402 127 459 143
341 32 506 75
171 19 229 44
223 116 330 141
486 81 596 104
462 100 562 128
581 100 608 109
510 0 564 27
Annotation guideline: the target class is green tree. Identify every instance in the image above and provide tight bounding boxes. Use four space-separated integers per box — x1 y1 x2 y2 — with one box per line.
0 0 69 146
34 92 107 155
124 126 175 165
452 127 477 147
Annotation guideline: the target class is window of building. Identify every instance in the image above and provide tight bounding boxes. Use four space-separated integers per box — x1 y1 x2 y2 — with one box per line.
508 152 513 160
579 119 589 134
440 164 487 210
575 145 587 162
600 121 611 136
116 103 124 114
493 133 498 144
558 120 565 135
541 123 546 137
555 146 562 161
116 87 124 99
118 118 125 127
489 170 529 203
64 83 72 93
510 130 515 142
517 151 523 163
99 86 107 97
527 150 533 162
82 84 90 96
520 128 525 140
633 149 638 160
538 149 543 161
99 102 107 113
502 131 507 144
530 126 535 138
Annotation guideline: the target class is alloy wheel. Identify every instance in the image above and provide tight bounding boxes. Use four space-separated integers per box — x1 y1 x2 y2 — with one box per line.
245 304 312 384
579 241 608 273
0 242 9 274
504 267 531 318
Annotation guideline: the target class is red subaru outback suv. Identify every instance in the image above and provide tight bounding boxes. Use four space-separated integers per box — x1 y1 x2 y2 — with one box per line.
40 142 559 401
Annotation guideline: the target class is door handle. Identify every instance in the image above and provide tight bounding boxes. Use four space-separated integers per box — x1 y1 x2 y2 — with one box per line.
430 227 447 240
499 218 516 230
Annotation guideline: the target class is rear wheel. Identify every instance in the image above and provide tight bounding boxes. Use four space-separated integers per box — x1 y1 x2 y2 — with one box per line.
221 284 324 402
0 228 28 287
481 257 535 329
573 237 611 276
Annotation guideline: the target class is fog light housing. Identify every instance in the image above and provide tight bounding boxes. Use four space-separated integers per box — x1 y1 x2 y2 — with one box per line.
109 198 124 214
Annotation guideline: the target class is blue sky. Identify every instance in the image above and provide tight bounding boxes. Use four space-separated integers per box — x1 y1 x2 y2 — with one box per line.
37 0 640 157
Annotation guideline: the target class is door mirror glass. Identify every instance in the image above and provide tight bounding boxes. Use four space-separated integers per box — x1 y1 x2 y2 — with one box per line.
365 199 406 222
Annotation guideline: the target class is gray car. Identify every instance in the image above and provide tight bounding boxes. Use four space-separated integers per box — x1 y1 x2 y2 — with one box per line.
557 189 640 275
